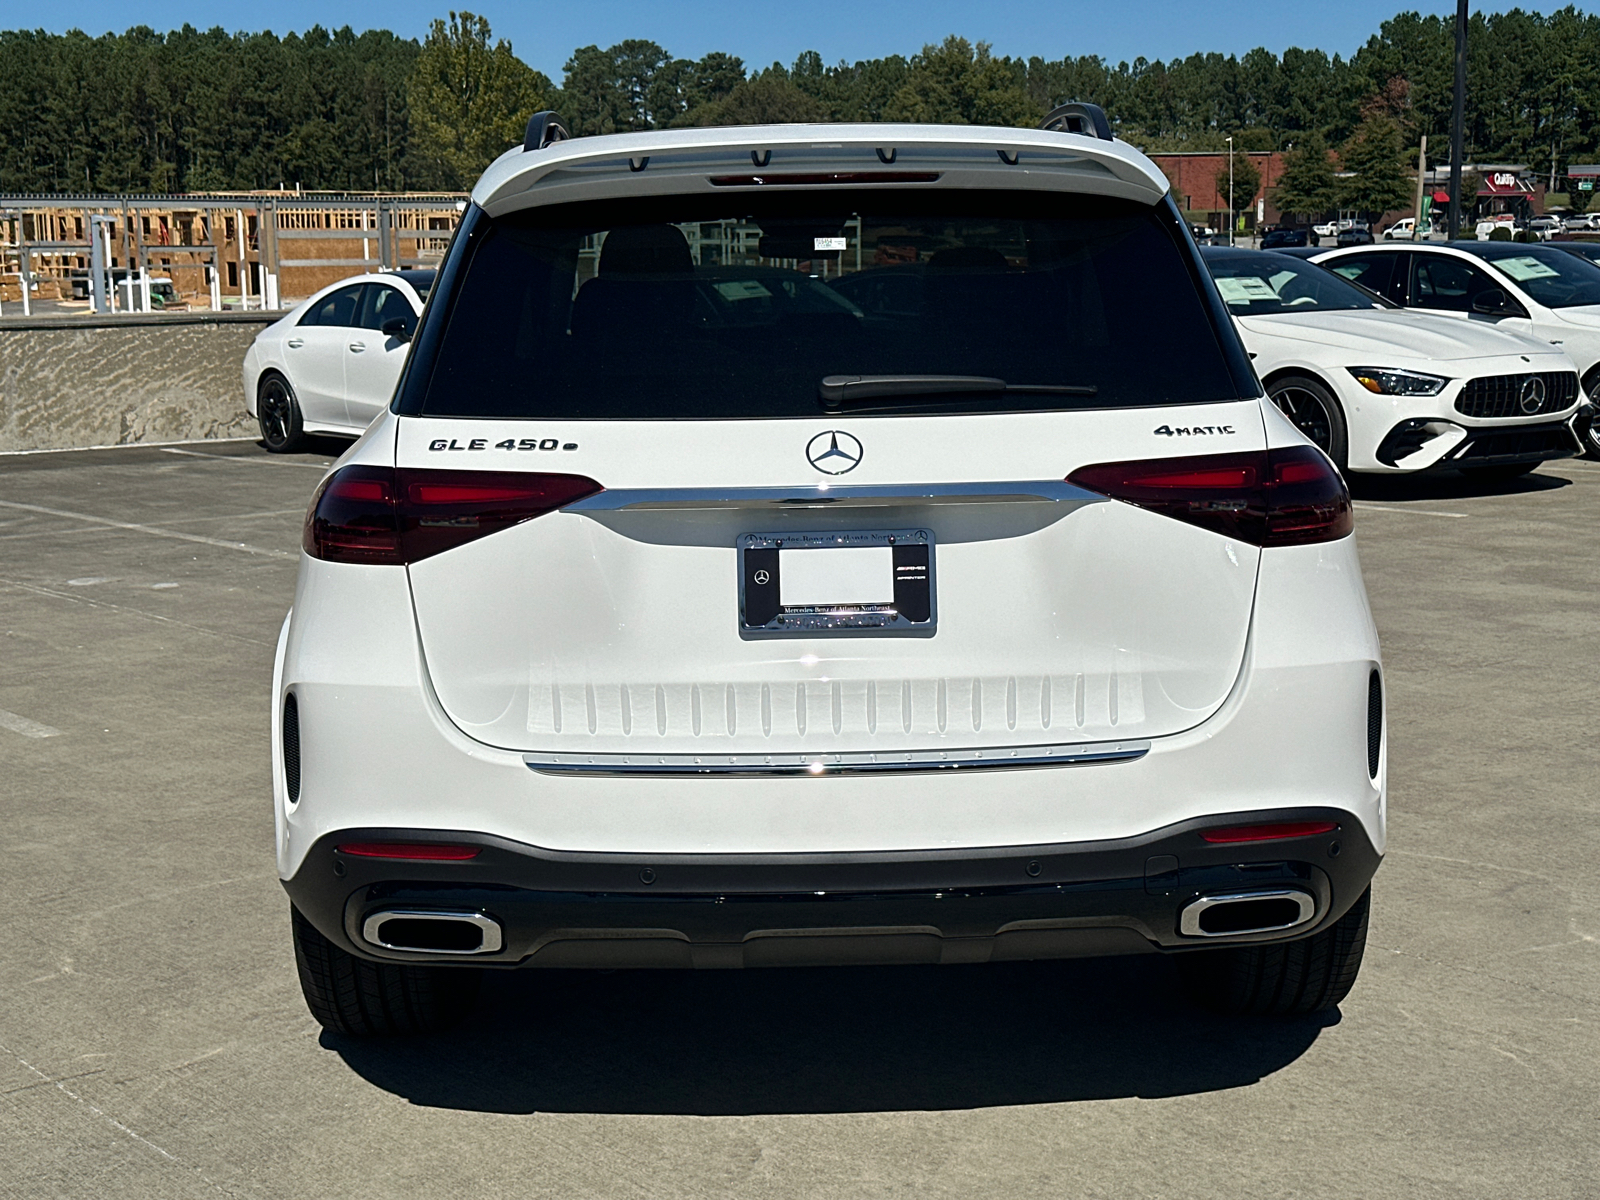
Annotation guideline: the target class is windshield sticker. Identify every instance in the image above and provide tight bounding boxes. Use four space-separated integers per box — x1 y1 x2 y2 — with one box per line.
1215 276 1280 303
813 236 848 251
1496 256 1560 282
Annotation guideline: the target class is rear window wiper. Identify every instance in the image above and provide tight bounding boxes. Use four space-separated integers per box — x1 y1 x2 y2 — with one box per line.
819 375 1097 411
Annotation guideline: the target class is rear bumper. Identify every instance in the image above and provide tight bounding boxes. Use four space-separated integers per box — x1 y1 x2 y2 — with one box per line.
284 807 1380 969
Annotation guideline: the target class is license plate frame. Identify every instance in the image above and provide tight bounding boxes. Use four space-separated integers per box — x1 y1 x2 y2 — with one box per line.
737 529 936 639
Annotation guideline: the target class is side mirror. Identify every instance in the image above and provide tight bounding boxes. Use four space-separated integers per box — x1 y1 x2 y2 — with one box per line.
381 316 413 343
1472 288 1520 317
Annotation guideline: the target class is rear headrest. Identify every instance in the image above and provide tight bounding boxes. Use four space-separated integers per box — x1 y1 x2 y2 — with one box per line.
600 225 694 277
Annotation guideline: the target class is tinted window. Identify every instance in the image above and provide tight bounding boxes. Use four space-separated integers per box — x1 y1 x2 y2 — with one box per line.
1325 253 1399 301
1410 256 1503 313
1464 243 1600 308
414 191 1243 419
358 284 416 333
300 283 365 328
1206 250 1382 314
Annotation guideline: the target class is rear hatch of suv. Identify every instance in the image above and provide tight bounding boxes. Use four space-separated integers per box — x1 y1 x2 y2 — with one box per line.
384 186 1276 756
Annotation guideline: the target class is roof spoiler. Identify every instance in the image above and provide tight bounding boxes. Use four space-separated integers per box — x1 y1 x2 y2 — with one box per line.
523 111 572 153
1040 102 1113 142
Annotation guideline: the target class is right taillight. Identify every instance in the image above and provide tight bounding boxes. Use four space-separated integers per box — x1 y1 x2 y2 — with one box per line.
304 466 603 564
1067 445 1351 547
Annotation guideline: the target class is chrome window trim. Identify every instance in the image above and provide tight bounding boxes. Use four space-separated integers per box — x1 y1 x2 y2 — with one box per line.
562 480 1103 512
524 739 1150 777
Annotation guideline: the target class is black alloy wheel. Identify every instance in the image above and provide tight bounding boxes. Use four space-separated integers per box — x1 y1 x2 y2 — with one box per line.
258 374 306 453
1267 374 1349 473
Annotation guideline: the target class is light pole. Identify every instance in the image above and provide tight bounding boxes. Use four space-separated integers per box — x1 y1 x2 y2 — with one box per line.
1226 135 1235 246
1448 0 1468 241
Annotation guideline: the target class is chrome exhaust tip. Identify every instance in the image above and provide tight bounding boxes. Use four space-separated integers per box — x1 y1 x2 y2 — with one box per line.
1179 888 1316 938
361 909 503 955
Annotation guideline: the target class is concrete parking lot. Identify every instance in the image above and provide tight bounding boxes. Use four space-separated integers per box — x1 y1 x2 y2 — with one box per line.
0 438 1595 1198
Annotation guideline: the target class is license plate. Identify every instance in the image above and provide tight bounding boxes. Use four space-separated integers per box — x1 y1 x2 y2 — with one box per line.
738 529 935 638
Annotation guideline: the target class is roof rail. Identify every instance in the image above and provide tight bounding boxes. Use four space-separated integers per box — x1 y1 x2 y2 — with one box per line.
1041 102 1113 142
523 112 572 153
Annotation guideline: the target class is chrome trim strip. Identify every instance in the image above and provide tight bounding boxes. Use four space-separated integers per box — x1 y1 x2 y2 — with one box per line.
361 908 504 955
562 480 1101 512
1178 888 1316 938
524 740 1150 777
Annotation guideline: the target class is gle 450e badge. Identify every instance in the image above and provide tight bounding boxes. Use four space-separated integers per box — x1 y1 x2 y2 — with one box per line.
428 437 579 451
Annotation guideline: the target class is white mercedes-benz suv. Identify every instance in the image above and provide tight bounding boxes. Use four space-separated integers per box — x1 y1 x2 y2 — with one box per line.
275 108 1384 1036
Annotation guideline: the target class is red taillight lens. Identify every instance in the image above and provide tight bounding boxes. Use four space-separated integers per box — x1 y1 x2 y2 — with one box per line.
304 467 603 564
303 466 401 564
1067 446 1351 547
1199 821 1338 844
336 842 482 860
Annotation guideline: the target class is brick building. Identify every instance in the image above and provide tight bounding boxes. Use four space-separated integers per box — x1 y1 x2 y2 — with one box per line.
1147 152 1289 229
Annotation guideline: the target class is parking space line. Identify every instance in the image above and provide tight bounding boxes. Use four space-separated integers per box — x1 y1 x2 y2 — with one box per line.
1354 503 1470 518
0 576 276 648
161 447 333 470
0 708 63 738
0 436 258 458
0 499 296 559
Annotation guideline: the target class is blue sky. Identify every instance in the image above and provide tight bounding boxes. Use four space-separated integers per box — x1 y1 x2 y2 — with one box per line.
15 0 1576 78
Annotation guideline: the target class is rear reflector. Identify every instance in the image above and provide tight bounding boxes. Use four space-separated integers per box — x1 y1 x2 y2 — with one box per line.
1067 446 1352 546
1199 821 1338 844
304 467 603 564
336 842 482 861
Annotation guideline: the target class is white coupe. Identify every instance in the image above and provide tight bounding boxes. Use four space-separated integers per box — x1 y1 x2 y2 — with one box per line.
243 270 434 452
1203 247 1582 480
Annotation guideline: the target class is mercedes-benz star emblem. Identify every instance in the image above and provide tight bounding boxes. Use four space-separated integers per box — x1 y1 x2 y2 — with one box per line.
753 569 770 584
1519 375 1546 414
806 430 864 475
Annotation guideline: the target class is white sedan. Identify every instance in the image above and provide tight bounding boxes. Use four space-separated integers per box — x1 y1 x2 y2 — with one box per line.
243 270 434 452
1204 247 1582 479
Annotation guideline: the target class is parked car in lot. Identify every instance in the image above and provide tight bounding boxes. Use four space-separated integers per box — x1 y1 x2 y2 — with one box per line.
1205 247 1580 479
275 110 1384 1035
1312 241 1599 463
1561 213 1598 232
1528 216 1563 240
1260 226 1311 249
1336 223 1375 247
242 269 435 451
1381 218 1417 240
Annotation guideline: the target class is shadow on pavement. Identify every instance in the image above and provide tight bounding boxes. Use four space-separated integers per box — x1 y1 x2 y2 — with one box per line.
326 957 1335 1115
1350 467 1572 502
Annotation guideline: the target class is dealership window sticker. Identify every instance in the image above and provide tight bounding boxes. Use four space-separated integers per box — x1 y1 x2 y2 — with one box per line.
1496 256 1560 282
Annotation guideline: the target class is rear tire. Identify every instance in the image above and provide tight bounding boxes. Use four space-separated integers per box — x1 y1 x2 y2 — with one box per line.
1267 374 1349 473
257 374 306 453
291 906 480 1037
1459 462 1537 485
1180 887 1370 1016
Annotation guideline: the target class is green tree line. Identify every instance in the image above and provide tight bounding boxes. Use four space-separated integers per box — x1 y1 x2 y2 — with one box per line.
3 7 1599 195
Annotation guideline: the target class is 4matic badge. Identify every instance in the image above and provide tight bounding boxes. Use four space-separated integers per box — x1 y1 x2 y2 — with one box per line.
1154 424 1236 437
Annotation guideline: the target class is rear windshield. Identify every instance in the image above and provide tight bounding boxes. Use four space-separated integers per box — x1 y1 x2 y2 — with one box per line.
414 191 1243 419
1206 250 1386 314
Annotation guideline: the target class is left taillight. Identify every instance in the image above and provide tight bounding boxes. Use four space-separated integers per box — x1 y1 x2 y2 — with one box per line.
1067 445 1352 547
304 467 603 564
